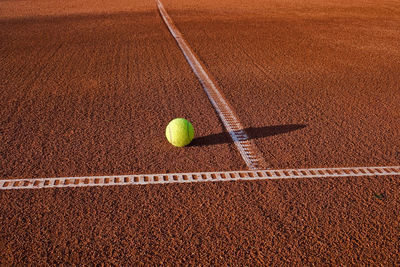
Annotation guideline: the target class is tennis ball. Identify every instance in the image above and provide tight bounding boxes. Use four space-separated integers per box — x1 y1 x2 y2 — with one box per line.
165 118 194 147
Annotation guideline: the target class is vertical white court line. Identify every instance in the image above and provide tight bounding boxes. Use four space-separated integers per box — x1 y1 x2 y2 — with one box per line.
156 0 266 170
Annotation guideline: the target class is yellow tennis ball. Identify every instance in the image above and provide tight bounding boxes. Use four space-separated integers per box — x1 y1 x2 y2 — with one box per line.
165 118 194 147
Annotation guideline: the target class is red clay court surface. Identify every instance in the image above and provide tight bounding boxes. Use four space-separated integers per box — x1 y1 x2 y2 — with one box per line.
1 0 399 265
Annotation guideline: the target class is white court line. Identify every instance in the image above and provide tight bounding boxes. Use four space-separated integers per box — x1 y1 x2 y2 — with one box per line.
156 0 266 170
1 166 399 190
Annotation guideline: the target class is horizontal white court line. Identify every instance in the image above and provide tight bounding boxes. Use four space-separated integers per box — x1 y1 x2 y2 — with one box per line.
1 166 399 190
156 0 266 170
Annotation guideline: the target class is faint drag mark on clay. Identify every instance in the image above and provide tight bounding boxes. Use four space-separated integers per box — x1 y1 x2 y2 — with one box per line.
191 124 306 147
373 192 386 200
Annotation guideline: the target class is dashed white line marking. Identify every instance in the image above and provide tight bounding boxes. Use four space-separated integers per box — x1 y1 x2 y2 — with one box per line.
1 166 399 190
156 0 266 169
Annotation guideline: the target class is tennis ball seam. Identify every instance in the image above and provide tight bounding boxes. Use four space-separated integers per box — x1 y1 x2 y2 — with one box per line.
168 123 173 145
186 119 189 144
